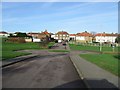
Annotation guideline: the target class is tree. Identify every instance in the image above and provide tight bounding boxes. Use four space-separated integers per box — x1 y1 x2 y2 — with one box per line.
9 33 13 37
115 35 120 43
16 33 28 37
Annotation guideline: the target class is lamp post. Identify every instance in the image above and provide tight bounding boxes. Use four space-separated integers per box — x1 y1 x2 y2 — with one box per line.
112 35 115 52
100 33 102 52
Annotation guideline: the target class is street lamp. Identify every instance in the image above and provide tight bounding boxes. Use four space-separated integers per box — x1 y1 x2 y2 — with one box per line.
112 34 115 52
100 33 102 52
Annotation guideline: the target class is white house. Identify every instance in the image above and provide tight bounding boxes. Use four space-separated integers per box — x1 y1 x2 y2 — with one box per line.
69 34 76 41
95 33 117 43
33 38 41 42
0 31 9 37
51 34 55 39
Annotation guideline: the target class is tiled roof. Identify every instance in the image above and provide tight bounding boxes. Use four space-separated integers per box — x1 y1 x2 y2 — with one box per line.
57 31 69 34
76 32 92 36
95 33 118 36
41 31 49 35
70 34 76 36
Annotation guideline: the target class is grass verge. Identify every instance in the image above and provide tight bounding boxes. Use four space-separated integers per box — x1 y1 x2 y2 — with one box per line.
2 42 55 60
79 53 120 77
69 44 119 52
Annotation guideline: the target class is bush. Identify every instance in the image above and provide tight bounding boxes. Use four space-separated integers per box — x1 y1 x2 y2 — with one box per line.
7 37 25 43
39 41 49 48
48 46 52 49
55 40 58 43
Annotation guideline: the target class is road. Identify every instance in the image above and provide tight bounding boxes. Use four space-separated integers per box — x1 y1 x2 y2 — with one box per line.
2 43 86 88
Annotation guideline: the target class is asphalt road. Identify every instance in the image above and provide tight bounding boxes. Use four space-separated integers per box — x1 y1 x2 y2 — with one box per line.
2 51 86 88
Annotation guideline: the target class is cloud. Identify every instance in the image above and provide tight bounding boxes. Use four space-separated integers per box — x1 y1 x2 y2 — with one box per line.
2 2 98 23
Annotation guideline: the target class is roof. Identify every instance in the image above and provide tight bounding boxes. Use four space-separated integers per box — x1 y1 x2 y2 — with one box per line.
70 34 76 36
0 31 8 34
95 33 118 36
41 31 49 35
56 31 69 34
76 32 92 37
38 30 50 36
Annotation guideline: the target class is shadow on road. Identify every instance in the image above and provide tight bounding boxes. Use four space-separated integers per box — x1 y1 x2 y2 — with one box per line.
52 79 119 89
52 80 85 88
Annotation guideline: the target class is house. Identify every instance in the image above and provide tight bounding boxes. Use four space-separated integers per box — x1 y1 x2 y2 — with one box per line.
27 32 41 42
69 34 76 41
51 34 55 39
0 31 9 37
27 32 39 38
54 31 69 41
76 31 93 43
95 33 118 43
38 30 51 41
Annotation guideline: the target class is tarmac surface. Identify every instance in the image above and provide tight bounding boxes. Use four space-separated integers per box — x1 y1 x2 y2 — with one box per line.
2 43 86 88
2 42 119 89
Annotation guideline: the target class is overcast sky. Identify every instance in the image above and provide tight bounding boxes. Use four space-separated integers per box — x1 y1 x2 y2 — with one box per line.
2 2 118 34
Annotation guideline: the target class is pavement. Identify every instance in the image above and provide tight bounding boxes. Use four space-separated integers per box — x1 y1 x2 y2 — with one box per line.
69 48 120 89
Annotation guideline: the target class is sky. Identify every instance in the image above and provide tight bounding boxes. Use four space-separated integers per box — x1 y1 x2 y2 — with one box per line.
2 2 118 34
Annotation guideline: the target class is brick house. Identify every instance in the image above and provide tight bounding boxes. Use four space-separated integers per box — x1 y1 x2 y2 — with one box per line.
54 31 69 41
76 31 93 43
38 30 51 41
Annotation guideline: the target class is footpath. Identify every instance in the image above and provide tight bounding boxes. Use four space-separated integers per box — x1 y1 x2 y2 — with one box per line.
67 44 120 89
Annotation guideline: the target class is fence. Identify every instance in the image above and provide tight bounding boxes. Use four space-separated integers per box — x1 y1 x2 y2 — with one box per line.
69 41 120 47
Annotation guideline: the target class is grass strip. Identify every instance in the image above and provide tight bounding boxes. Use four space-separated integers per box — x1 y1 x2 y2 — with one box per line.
79 53 120 77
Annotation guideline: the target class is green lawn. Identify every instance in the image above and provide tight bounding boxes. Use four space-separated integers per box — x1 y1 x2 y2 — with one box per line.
2 51 31 60
48 50 69 52
80 54 120 77
69 44 119 52
48 42 55 47
2 41 55 60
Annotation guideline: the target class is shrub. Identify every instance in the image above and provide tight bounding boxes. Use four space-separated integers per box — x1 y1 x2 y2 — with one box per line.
39 41 49 48
7 37 25 43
